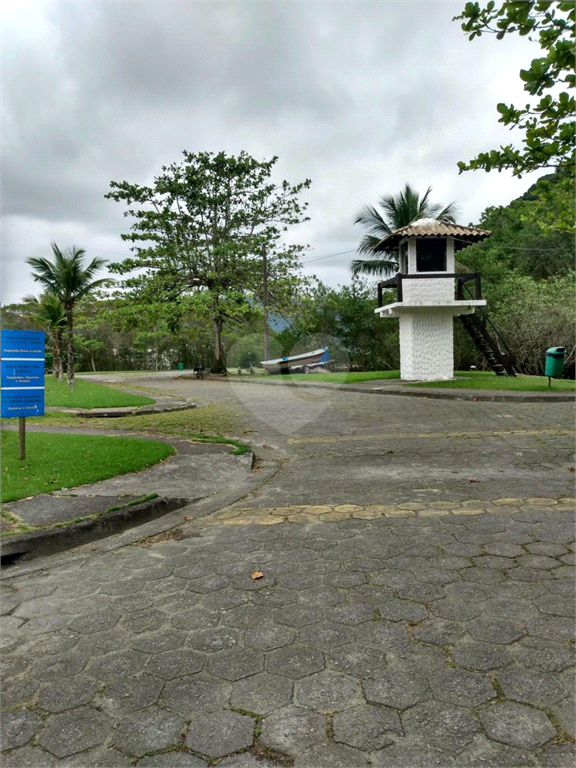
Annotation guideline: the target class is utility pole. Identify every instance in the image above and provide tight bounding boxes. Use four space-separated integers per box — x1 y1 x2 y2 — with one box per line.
262 246 270 361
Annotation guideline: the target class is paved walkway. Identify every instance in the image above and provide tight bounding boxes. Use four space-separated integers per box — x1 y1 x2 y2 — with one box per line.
1 374 574 767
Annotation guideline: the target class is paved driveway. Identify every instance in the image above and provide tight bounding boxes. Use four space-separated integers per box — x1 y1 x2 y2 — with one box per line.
1 375 574 767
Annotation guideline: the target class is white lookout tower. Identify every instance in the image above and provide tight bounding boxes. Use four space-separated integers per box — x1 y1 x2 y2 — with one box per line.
374 219 491 381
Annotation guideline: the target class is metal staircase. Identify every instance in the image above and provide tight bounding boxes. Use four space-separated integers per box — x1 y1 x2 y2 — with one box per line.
459 311 516 376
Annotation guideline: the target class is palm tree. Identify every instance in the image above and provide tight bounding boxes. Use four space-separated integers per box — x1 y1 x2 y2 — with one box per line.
351 184 459 277
27 244 112 388
24 293 67 382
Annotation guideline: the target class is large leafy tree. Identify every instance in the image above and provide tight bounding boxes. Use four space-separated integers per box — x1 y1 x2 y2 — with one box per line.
455 0 575 178
351 184 458 276
459 171 575 281
23 293 67 381
106 150 310 373
28 245 111 388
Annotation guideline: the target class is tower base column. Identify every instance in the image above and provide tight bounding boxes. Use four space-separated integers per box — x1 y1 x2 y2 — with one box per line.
399 310 454 381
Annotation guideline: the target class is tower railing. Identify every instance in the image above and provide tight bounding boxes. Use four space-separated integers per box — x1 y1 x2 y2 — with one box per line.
377 272 482 308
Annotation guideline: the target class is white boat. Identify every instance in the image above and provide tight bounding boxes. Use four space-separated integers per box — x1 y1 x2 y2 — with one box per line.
261 347 330 374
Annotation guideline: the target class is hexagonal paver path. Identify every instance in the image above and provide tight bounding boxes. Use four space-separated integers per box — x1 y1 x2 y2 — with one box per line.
1 500 574 765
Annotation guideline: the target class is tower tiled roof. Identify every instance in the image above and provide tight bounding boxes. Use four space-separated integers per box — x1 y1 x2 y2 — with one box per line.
374 221 491 251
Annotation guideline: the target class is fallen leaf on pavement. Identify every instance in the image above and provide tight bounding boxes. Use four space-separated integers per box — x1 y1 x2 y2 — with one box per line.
251 570 264 580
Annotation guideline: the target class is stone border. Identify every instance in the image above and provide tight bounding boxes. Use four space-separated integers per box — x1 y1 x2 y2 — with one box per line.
47 400 197 418
203 497 576 526
0 496 190 562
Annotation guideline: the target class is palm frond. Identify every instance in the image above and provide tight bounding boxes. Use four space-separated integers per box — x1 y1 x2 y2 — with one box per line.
75 277 116 300
354 206 393 237
356 234 387 257
351 256 398 277
352 184 460 271
25 292 66 329
28 244 110 303
435 202 459 223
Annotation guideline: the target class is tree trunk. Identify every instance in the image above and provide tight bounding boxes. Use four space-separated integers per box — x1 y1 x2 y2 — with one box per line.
262 247 270 361
211 319 226 374
66 304 75 389
54 327 64 381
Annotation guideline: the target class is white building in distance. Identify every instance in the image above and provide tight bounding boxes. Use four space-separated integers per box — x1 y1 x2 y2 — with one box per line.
374 219 491 381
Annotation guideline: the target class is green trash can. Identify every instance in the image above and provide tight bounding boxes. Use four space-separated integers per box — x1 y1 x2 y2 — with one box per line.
545 347 565 378
178 362 184 371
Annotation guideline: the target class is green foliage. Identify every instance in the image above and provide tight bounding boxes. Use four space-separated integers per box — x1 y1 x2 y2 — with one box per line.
23 293 67 381
276 278 400 371
521 173 575 234
455 173 575 375
455 0 575 177
226 331 280 369
2 294 220 374
487 272 575 375
352 184 459 276
238 351 258 369
459 174 575 283
1 432 174 502
106 151 310 373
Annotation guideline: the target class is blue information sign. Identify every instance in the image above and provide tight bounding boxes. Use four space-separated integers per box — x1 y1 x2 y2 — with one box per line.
1 360 44 389
1 330 45 359
1 330 45 418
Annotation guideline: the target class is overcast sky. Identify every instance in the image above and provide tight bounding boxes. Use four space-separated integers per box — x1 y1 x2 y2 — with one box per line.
2 0 543 306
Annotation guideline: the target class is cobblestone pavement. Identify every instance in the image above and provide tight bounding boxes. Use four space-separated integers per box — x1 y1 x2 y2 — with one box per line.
1 376 574 767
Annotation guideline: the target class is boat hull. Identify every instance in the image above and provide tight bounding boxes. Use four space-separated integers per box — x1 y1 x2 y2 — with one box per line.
261 347 330 374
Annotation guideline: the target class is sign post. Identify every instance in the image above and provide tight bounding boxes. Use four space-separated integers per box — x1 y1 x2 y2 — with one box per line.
19 417 26 460
1 330 45 461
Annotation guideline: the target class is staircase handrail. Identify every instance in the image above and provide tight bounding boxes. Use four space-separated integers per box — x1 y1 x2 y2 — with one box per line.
461 282 517 375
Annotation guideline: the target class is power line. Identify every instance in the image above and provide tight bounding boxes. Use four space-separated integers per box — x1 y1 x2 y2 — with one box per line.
301 248 356 265
4 218 359 266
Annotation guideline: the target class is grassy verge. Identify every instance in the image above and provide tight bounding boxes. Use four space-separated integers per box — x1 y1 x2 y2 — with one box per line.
27 405 250 455
406 371 575 392
45 377 155 408
1 432 175 502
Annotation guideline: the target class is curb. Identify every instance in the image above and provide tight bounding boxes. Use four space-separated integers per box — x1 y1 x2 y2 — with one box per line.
342 386 575 403
0 497 190 563
1 443 283 577
46 402 197 418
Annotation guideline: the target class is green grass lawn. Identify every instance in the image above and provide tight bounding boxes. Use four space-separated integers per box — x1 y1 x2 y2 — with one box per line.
44 377 155 408
251 370 401 384
1 431 175 503
407 371 575 391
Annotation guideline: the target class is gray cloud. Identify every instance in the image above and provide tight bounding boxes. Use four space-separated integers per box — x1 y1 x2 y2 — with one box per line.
2 0 543 304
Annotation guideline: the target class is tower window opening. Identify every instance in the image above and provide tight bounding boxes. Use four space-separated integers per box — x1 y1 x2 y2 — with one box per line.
416 239 446 272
